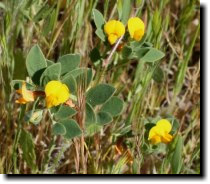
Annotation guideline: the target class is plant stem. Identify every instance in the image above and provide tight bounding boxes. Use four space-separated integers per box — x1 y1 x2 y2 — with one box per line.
12 105 26 174
103 36 124 67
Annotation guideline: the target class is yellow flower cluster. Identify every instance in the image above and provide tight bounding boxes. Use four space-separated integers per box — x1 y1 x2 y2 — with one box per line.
104 20 125 45
148 119 173 144
104 17 145 45
16 80 70 108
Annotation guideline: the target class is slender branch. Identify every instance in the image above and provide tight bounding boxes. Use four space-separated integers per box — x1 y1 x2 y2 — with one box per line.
103 36 124 67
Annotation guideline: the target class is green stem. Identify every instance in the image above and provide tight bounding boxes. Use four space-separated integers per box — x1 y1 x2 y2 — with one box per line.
12 104 26 174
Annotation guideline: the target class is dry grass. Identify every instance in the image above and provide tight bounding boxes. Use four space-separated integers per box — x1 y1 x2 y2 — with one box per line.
0 0 200 174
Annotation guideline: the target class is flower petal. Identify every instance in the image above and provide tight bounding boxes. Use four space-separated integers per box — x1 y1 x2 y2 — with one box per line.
148 126 157 140
21 82 35 102
161 133 173 144
58 84 70 103
108 34 118 45
150 135 161 144
104 20 125 44
156 119 172 133
128 17 145 41
115 21 125 37
15 98 28 104
45 81 62 96
45 81 70 108
133 29 144 41
104 20 116 35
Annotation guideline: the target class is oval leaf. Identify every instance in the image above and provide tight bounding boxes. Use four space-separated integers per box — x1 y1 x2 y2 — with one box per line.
40 63 61 86
26 45 47 85
95 29 106 42
64 68 93 89
120 0 131 24
141 48 165 63
58 54 80 75
60 119 82 139
85 102 96 126
101 96 124 117
86 84 115 106
55 105 77 120
62 74 77 93
134 48 150 59
152 66 164 83
97 111 113 125
92 9 105 29
52 123 66 135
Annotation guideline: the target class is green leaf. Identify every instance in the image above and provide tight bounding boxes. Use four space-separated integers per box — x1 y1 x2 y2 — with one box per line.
46 59 54 66
171 119 180 134
117 0 123 19
97 111 113 125
52 123 66 135
55 105 77 120
40 63 61 86
152 66 164 83
60 119 82 139
130 35 147 50
26 45 47 85
101 96 124 117
141 48 165 63
143 42 153 47
64 68 84 78
61 74 77 93
85 102 96 126
58 54 80 75
86 84 115 106
171 135 183 174
19 129 37 171
92 9 105 30
76 68 93 89
134 48 150 59
95 29 106 42
89 47 101 63
168 134 179 153
65 68 93 89
164 115 180 134
120 0 131 24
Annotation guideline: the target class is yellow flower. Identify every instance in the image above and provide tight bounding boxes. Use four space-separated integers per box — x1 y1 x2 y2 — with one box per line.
148 119 173 144
45 80 70 108
15 82 35 104
128 17 145 41
104 20 125 45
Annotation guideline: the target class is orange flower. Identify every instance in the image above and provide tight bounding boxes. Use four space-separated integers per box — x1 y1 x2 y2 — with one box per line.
15 82 35 104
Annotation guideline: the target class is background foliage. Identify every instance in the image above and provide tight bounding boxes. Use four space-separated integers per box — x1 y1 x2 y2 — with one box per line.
0 0 200 174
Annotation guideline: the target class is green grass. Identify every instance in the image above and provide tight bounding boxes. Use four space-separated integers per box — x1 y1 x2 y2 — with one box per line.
0 0 200 174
